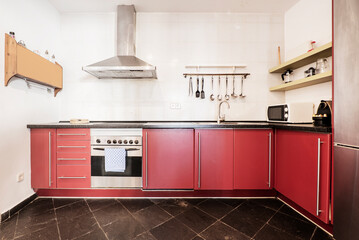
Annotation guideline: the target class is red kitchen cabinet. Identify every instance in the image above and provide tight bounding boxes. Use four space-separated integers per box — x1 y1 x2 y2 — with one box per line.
57 165 91 188
234 129 274 189
275 130 331 223
194 129 234 190
56 129 91 189
31 129 57 189
143 129 194 189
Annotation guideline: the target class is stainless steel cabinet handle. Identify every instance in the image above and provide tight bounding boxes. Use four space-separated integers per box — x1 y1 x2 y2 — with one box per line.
58 133 87 136
58 176 87 179
198 132 201 189
268 132 272 188
145 132 148 188
58 146 87 148
57 158 87 161
317 138 323 216
49 132 51 187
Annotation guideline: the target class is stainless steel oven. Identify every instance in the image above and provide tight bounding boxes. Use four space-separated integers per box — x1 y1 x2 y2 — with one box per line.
90 129 142 188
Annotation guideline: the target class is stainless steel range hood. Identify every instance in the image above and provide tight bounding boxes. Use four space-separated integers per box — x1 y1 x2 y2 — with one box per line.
82 5 157 79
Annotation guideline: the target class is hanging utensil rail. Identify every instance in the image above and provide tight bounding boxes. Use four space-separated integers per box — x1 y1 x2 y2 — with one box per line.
183 73 250 77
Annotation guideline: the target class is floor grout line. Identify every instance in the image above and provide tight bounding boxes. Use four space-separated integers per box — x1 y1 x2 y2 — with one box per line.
194 199 249 239
310 227 318 240
251 202 285 239
84 199 109 240
52 198 62 240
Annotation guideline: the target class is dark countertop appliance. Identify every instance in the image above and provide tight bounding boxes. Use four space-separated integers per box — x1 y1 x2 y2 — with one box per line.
313 100 332 126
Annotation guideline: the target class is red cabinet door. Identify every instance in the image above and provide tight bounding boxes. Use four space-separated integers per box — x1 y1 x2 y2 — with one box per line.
234 129 274 189
31 129 57 189
194 129 234 190
57 165 91 188
275 130 331 223
143 129 194 189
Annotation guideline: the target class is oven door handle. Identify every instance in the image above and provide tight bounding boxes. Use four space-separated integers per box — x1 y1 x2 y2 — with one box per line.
92 147 140 151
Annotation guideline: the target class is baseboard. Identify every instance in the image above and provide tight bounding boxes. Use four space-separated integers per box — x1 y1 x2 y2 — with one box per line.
1 193 37 223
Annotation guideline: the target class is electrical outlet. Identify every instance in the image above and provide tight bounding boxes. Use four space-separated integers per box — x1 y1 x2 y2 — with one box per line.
17 173 24 182
170 103 181 109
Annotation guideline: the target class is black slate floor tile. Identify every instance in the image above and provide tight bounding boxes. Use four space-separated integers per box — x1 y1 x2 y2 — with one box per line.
15 209 56 237
176 207 216 233
157 199 192 216
185 198 207 206
278 205 310 223
311 227 334 240
57 212 98 240
75 228 107 240
254 224 298 240
0 198 334 240
55 201 91 224
102 214 145 240
217 198 246 208
92 202 129 227
200 221 250 240
268 212 315 240
120 199 154 213
53 198 83 209
132 231 157 240
150 218 196 240
86 198 118 212
248 198 284 211
221 201 276 237
133 204 172 230
192 236 205 240
14 221 59 240
197 199 234 219
0 214 18 240
18 198 53 216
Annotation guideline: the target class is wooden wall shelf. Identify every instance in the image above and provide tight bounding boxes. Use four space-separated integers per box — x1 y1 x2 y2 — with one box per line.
269 71 332 92
269 42 332 73
4 33 63 97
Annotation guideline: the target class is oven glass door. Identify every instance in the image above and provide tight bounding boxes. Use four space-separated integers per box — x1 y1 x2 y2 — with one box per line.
91 146 142 177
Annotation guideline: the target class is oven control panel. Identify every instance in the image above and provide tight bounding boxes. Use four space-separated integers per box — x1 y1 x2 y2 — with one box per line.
91 136 142 146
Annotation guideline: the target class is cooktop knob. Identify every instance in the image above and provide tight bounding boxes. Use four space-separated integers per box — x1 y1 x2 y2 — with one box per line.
107 140 111 144
284 113 288 118
129 140 133 144
134 140 139 144
118 140 122 144
124 140 128 144
113 140 117 144
96 139 101 143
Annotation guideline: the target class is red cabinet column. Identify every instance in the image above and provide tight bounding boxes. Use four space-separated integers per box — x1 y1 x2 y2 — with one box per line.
234 129 274 189
194 129 234 190
31 129 57 189
143 129 194 189
275 130 331 223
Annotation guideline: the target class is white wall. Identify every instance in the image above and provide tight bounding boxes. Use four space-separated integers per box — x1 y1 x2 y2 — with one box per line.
59 12 285 121
284 0 332 109
0 0 61 215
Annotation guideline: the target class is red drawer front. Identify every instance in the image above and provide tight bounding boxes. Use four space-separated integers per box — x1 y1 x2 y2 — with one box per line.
57 152 90 165
57 140 90 153
57 129 90 141
57 165 91 188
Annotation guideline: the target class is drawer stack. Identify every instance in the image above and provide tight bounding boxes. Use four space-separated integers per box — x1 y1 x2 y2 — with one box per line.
56 129 91 188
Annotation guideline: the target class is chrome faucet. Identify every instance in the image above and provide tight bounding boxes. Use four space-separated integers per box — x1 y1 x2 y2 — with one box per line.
217 101 230 124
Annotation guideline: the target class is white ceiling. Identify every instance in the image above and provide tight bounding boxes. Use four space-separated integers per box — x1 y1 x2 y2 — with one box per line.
48 0 300 13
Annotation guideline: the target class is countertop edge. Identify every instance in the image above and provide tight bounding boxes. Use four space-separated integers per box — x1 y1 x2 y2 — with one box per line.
27 122 332 133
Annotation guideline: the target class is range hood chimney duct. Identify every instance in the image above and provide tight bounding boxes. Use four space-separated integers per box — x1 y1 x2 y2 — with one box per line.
82 5 157 79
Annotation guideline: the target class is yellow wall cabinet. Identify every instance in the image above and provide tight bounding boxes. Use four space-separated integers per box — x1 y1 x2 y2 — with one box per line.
4 33 63 97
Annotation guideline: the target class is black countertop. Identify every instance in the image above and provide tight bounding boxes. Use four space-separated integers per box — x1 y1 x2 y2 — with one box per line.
27 121 332 133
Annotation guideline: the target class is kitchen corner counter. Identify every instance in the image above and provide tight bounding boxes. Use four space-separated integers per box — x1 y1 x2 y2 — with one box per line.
27 121 332 133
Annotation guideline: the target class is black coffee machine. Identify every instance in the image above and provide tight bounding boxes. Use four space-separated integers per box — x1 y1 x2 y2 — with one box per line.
313 100 332 126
